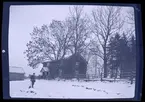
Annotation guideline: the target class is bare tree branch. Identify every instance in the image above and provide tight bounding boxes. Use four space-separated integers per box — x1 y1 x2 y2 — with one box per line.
68 6 91 55
91 6 124 78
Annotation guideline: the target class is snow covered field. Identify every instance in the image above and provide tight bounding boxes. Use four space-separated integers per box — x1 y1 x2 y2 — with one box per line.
10 79 135 99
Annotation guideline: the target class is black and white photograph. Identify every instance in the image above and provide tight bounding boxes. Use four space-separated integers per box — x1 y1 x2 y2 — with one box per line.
9 5 136 99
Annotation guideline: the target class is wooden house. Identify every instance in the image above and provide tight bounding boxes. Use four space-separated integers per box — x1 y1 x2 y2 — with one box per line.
41 53 88 79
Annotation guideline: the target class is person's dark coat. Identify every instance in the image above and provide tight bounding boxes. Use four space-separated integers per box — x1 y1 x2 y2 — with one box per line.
30 74 36 82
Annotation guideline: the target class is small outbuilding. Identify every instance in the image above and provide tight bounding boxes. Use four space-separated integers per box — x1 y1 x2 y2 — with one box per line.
9 66 25 81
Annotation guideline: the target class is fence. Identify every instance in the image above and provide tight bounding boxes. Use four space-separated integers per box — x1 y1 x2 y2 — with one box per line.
85 71 136 84
39 71 136 84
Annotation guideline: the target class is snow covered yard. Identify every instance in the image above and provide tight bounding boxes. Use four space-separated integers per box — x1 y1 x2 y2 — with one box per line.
10 79 135 99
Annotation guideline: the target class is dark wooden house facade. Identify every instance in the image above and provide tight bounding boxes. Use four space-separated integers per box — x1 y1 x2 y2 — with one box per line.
41 53 87 79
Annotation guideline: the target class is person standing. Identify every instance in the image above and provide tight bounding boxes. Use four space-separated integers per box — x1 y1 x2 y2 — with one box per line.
29 73 36 88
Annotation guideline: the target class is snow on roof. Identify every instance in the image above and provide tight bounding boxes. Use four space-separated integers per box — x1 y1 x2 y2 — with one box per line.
9 66 25 74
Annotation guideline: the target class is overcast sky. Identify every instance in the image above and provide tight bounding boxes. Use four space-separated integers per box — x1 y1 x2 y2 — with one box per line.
8 5 134 75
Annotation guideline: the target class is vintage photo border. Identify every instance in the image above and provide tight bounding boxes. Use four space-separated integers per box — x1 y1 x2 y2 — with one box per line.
1 2 143 101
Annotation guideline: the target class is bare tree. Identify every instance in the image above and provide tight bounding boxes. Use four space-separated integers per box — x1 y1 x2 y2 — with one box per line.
125 8 135 39
89 40 103 77
24 25 52 68
49 20 73 60
126 8 135 25
91 6 124 78
24 20 72 68
67 6 91 55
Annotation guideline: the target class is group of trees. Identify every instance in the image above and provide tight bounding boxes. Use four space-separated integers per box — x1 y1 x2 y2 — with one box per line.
24 5 136 79
107 33 136 79
90 6 124 78
24 6 91 68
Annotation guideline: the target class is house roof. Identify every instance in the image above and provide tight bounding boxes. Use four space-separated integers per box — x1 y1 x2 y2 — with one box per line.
40 67 49 72
42 53 87 65
65 53 88 64
9 66 25 74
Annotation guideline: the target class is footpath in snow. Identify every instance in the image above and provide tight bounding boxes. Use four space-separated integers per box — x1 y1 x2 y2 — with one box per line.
10 79 135 99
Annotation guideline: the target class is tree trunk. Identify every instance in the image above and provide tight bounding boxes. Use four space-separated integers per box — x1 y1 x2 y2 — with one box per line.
95 58 97 78
115 68 118 78
101 72 103 81
111 69 113 78
104 50 107 78
120 62 123 78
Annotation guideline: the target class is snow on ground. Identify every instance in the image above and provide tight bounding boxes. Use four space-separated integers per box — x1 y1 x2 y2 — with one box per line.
10 79 135 99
